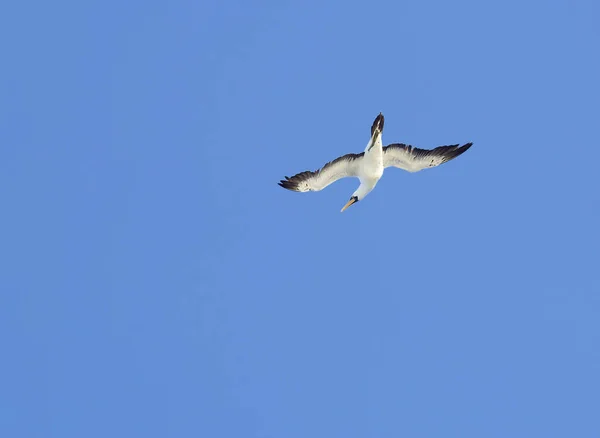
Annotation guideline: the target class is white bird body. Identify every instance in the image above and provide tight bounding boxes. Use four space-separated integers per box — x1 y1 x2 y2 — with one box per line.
352 125 384 209
279 113 473 212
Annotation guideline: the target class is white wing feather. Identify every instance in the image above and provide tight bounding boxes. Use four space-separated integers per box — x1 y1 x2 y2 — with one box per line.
279 153 364 192
383 143 473 172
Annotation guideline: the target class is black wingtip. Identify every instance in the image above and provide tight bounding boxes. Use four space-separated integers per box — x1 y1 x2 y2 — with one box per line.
278 179 299 191
456 142 473 156
445 142 473 162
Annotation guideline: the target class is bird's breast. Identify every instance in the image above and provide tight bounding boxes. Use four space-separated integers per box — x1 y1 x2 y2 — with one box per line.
361 151 384 179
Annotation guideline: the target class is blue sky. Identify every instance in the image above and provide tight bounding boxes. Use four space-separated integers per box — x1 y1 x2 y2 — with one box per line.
1 0 599 436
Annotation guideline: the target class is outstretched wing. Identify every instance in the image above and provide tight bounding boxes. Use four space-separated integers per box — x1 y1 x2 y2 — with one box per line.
278 152 364 192
383 142 473 173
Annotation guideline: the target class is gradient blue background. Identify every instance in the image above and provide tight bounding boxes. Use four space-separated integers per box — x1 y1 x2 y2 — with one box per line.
1 0 599 436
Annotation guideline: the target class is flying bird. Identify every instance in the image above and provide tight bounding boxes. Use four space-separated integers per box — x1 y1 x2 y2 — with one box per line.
278 113 473 212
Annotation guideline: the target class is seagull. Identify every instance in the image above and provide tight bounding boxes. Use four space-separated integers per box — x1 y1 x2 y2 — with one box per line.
278 113 473 212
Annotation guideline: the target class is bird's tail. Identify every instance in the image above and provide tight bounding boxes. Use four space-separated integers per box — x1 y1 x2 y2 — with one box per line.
370 112 384 137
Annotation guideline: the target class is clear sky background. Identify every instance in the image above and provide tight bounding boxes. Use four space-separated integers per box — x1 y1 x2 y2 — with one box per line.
1 0 599 437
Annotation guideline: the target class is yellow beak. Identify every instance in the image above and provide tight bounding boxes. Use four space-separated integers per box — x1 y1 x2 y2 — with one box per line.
340 198 357 212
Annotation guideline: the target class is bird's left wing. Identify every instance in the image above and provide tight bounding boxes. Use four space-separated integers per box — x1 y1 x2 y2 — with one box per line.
383 142 473 173
279 152 364 192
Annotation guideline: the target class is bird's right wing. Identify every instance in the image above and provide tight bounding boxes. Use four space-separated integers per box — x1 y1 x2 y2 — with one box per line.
383 142 473 172
279 152 364 192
